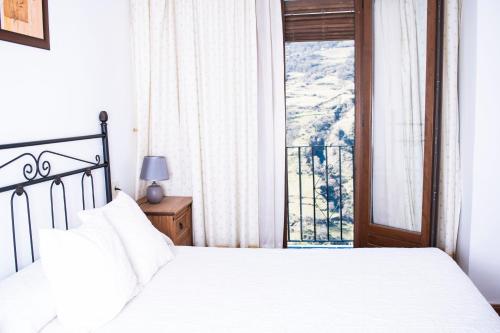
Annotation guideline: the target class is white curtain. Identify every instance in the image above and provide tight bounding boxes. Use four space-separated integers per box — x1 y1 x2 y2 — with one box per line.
372 0 428 232
256 0 286 248
131 0 260 247
437 0 461 255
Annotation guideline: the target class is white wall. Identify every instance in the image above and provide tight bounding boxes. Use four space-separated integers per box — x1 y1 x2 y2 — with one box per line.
458 0 500 303
0 1 136 278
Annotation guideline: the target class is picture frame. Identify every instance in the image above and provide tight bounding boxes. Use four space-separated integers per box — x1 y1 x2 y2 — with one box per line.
0 0 50 50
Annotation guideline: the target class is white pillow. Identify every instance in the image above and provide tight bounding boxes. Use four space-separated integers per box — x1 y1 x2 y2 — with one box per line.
39 216 138 331
78 191 175 286
0 261 56 333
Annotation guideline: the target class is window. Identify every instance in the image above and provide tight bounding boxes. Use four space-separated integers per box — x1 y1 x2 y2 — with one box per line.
284 0 355 247
354 0 443 247
284 0 443 248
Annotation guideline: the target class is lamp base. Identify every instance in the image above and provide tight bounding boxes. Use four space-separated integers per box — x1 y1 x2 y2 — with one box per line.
146 182 164 204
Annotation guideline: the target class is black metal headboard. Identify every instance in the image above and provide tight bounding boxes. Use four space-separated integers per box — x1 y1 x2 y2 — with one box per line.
0 111 112 272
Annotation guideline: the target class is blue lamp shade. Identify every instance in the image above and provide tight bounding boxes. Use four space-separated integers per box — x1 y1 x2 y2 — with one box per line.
140 156 169 181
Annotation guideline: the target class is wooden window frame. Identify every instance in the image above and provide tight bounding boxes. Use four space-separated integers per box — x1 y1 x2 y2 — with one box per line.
353 0 444 247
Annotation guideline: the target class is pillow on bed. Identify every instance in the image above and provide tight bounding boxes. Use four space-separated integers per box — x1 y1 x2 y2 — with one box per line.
39 216 138 331
78 191 175 286
0 261 56 333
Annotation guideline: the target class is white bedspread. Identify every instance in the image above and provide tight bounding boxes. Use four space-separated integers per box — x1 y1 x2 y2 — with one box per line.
42 247 500 333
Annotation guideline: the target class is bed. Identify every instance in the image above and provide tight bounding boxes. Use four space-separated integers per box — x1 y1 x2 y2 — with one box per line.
39 246 500 332
1 112 499 332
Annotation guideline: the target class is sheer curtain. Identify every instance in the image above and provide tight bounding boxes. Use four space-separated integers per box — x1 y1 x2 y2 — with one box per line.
256 0 286 248
131 0 259 247
437 0 461 255
372 0 428 232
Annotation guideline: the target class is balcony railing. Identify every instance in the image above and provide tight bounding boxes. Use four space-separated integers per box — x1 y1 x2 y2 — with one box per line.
286 145 354 247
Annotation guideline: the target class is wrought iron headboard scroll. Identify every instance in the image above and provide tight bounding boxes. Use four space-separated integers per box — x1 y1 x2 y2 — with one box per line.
0 111 112 272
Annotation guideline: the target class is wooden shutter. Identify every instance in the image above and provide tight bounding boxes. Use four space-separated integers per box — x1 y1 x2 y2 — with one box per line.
284 0 355 42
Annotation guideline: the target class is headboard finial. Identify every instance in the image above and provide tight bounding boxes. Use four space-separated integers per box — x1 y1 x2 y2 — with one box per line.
99 111 108 123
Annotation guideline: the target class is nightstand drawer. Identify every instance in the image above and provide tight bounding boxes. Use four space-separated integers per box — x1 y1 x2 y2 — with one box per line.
174 211 188 234
173 210 192 242
176 229 193 246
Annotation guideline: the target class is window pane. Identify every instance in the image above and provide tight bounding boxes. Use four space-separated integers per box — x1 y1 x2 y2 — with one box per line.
371 0 428 232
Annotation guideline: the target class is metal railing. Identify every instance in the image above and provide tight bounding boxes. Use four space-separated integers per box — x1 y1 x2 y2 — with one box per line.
286 145 354 247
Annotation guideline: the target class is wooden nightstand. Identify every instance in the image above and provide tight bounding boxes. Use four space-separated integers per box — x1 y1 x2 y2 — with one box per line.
139 196 193 246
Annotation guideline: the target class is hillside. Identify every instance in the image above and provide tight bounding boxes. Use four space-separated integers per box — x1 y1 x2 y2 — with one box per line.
285 40 355 246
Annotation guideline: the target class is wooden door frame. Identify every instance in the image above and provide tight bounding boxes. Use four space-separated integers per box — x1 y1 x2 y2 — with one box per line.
354 0 444 247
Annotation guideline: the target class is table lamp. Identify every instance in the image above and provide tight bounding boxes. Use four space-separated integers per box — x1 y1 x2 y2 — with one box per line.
140 156 169 204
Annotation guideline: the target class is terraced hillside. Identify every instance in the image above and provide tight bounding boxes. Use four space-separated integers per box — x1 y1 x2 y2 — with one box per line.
285 40 355 246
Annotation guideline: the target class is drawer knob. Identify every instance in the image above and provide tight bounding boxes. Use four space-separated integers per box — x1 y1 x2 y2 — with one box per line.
179 222 184 230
